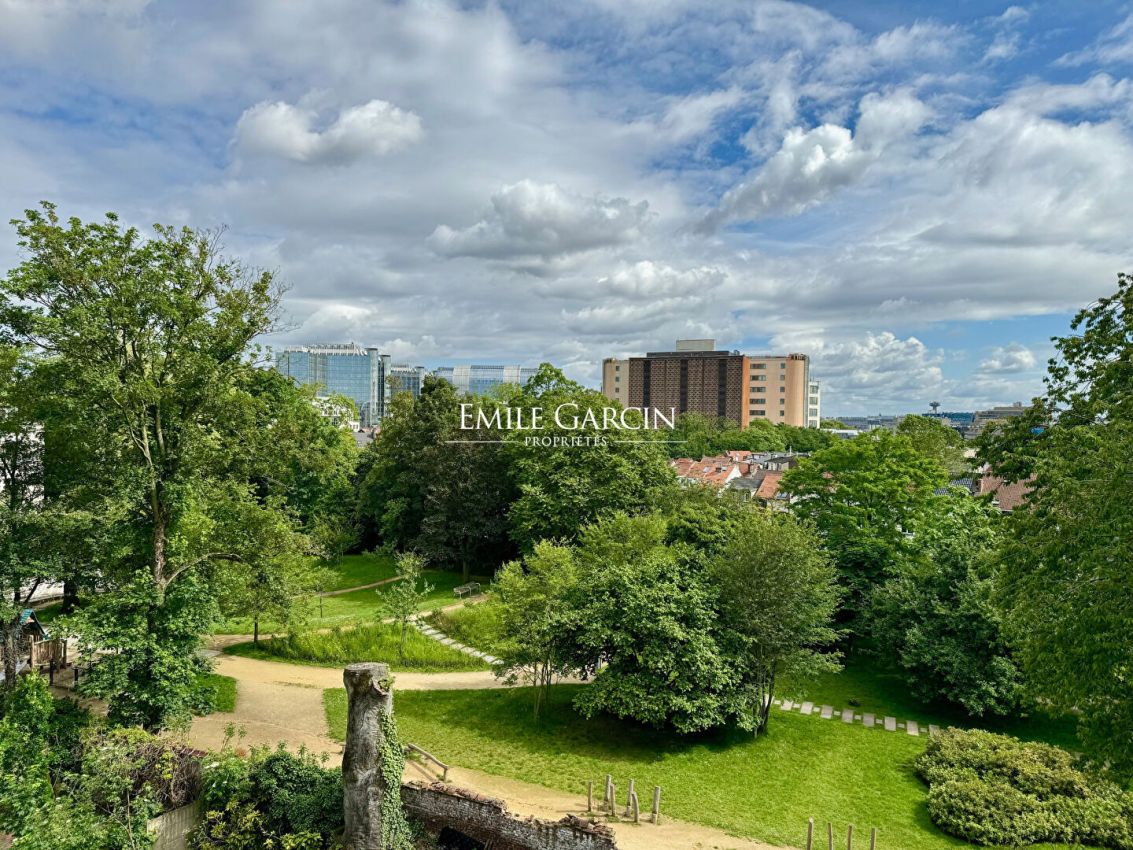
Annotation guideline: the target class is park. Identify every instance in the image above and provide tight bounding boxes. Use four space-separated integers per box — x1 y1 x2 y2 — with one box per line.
0 207 1129 850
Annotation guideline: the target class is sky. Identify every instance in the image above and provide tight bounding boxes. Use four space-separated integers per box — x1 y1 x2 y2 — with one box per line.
1 1 1131 414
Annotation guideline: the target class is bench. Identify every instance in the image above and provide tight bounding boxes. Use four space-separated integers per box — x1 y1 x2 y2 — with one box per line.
453 582 481 599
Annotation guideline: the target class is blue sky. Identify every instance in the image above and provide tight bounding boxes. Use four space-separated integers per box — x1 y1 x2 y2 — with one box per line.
1 1 1131 414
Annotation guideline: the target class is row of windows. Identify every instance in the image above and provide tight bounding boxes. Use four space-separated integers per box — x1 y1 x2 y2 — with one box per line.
750 363 788 370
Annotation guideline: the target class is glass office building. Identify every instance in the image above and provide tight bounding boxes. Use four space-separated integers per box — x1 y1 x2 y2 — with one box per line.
433 364 538 395
276 343 393 426
389 364 427 399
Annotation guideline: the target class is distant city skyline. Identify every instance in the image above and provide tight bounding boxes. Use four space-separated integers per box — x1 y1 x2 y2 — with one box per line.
4 1 1126 413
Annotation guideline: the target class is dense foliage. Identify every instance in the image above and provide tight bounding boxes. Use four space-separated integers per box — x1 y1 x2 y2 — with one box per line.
666 411 834 458
0 205 358 728
869 494 1021 716
194 746 343 849
780 430 947 639
917 728 1133 848
979 271 1133 776
1 674 201 850
494 504 840 734
358 364 679 563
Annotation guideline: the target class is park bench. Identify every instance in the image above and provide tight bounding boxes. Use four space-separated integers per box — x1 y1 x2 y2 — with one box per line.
453 582 481 599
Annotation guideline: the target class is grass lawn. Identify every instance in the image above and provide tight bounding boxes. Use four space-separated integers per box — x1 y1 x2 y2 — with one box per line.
214 568 481 635
323 685 1076 850
225 622 489 673
322 552 398 591
780 656 1079 750
196 672 237 713
426 598 506 655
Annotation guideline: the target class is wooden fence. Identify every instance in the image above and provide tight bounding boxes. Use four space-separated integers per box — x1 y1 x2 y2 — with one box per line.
805 818 878 850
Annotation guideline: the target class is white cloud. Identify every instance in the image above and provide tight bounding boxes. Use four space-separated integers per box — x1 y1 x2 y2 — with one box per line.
429 180 651 261
1058 14 1133 67
979 342 1036 374
233 99 423 164
703 88 930 227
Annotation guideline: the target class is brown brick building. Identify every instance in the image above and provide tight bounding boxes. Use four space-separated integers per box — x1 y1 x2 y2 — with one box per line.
603 340 812 428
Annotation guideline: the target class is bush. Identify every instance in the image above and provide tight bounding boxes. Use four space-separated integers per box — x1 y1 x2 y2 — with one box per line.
248 748 343 838
194 747 343 850
917 728 1133 848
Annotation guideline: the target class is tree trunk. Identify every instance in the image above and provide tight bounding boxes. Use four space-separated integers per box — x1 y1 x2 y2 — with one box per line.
461 559 470 583
253 616 259 647
342 662 394 850
2 617 19 691
61 577 80 614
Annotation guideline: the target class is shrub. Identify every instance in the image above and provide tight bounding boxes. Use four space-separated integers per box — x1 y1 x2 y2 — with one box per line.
247 748 343 838
917 728 1133 848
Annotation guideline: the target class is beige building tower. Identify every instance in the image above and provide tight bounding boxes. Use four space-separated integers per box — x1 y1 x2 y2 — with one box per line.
602 341 813 428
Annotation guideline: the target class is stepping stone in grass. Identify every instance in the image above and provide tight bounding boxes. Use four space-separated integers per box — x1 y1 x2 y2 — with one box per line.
780 700 795 711
907 720 920 736
440 638 455 646
884 716 897 731
483 656 500 664
841 709 854 723
799 701 814 715
929 724 941 736
863 713 875 728
820 705 833 719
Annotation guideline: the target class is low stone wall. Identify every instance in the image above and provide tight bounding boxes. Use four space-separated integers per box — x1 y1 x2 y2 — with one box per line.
402 781 617 850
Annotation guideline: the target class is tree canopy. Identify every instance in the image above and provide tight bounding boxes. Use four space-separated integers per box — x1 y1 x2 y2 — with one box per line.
979 272 1133 776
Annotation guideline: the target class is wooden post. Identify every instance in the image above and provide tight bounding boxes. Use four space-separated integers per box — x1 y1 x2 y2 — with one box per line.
609 781 616 816
48 658 55 686
603 774 612 809
847 824 853 850
806 818 814 850
625 779 635 816
587 780 593 813
342 662 394 850
652 786 661 824
870 827 877 850
630 791 639 824
827 821 833 850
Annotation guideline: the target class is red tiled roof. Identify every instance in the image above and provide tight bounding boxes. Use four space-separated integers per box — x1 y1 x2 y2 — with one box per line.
755 471 784 500
978 474 1033 512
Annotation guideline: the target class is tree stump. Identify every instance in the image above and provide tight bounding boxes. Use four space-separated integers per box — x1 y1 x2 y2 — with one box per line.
343 662 395 849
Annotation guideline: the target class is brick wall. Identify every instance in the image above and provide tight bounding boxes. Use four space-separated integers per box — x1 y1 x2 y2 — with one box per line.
402 781 617 850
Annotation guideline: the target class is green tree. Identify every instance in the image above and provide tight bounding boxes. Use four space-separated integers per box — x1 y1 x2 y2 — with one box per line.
355 377 461 550
711 510 841 734
979 273 1133 775
562 513 745 734
0 204 302 728
868 494 1020 716
897 415 969 477
502 365 678 550
376 552 432 660
214 497 315 646
493 542 580 720
780 431 948 639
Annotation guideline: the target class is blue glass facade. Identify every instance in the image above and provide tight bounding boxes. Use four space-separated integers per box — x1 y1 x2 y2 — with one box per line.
276 344 392 426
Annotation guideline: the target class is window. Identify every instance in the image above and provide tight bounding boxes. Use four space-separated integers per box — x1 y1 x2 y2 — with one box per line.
780 362 786 369
615 376 620 382
751 387 766 393
751 408 766 415
751 375 767 382
615 364 620 371
751 363 766 369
